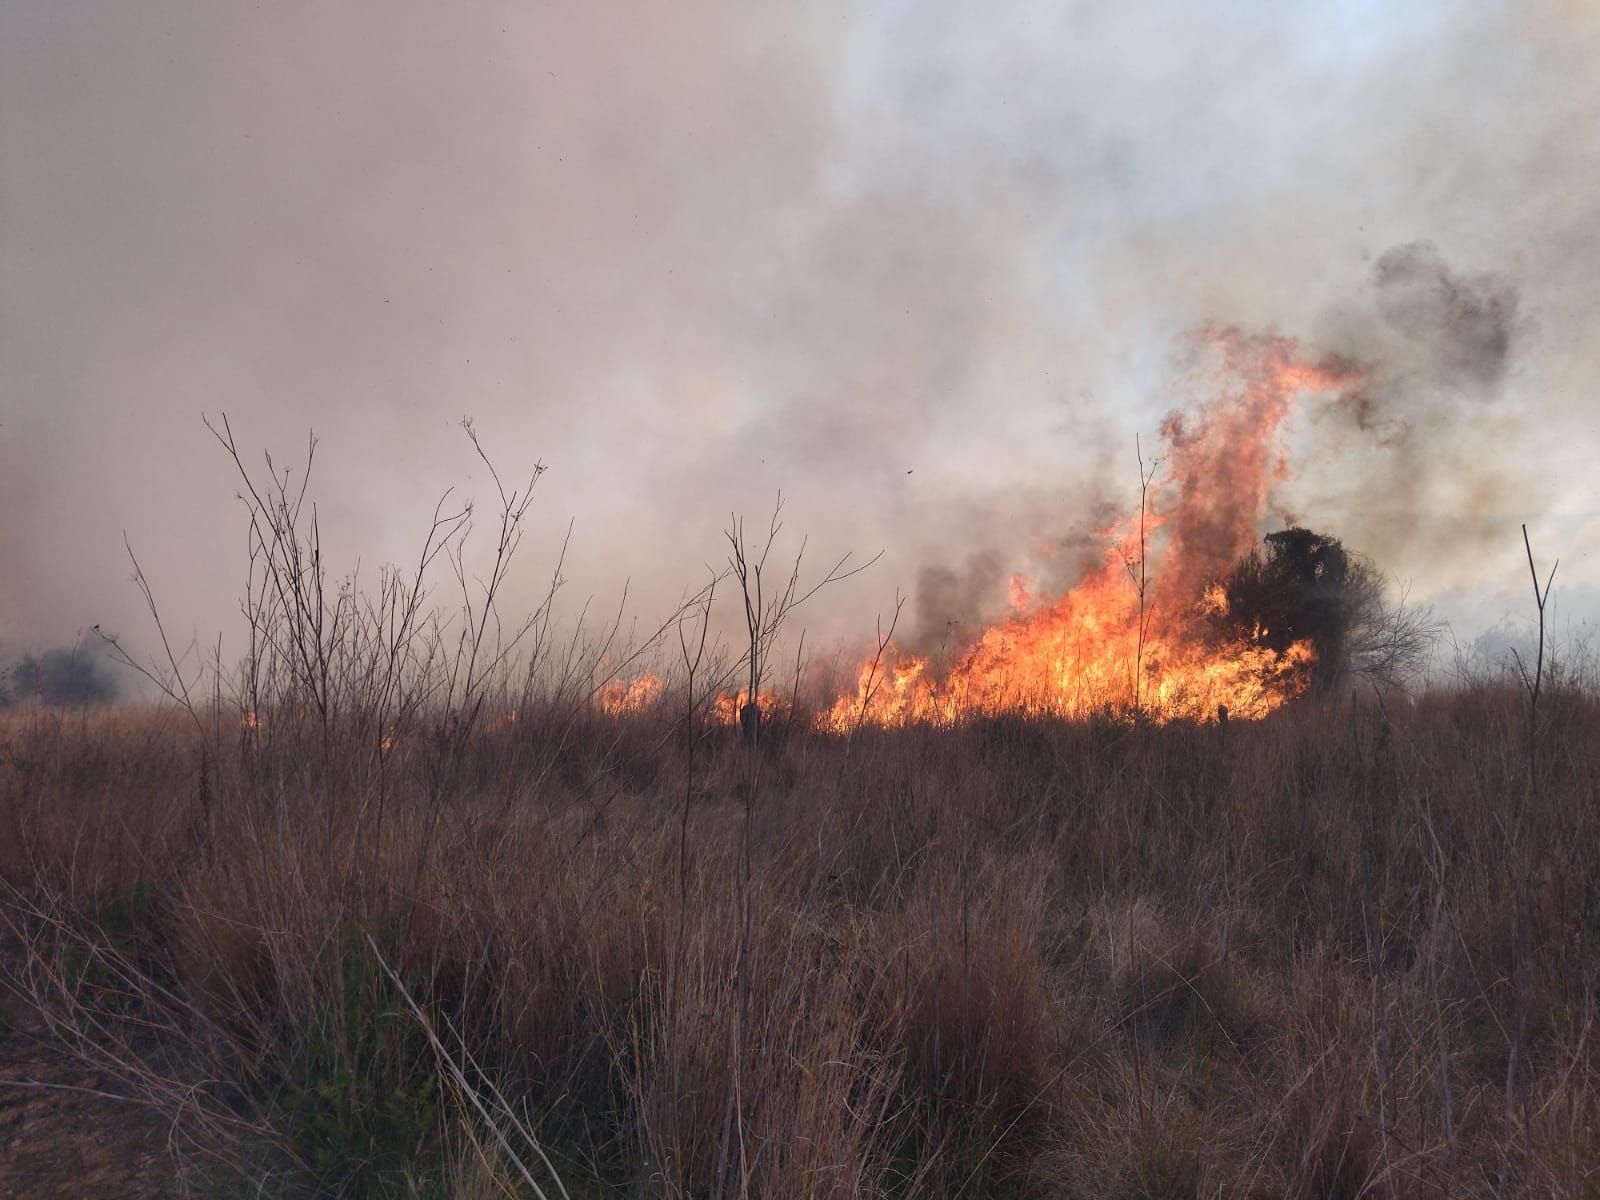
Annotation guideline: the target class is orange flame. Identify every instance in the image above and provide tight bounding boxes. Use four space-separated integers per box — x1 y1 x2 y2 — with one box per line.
595 673 792 727
593 330 1363 732
710 688 790 726
823 329 1360 730
600 672 665 716
1007 574 1033 615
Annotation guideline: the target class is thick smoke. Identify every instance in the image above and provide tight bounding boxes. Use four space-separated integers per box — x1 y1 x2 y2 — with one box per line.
903 236 1534 651
1310 243 1521 448
909 553 1008 658
1373 242 1518 392
0 635 121 707
902 490 1121 654
1294 241 1536 583
2 1 1596 662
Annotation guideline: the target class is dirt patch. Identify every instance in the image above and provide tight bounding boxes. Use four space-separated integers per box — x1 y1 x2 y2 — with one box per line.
0 1004 175 1199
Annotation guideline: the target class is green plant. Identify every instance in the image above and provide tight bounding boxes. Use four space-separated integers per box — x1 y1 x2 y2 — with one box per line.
279 926 442 1197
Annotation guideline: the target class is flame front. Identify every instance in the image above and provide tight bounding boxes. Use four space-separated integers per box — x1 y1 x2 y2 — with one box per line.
600 672 665 716
710 688 790 726
823 329 1359 729
596 329 1364 730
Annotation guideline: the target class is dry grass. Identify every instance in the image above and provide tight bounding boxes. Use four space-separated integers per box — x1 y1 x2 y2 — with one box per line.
0 671 1596 1198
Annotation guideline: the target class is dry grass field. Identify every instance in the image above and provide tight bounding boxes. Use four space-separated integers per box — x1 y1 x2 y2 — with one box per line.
1 670 1596 1197
1 405 1592 1197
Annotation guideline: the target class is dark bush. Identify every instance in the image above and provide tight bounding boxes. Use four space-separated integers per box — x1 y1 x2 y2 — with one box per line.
1219 527 1438 692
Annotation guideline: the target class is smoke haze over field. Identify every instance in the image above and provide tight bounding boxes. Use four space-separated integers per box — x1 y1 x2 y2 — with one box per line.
3 1 1598 664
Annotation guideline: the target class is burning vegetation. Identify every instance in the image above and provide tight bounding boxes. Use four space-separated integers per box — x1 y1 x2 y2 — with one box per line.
603 328 1431 732
823 330 1362 728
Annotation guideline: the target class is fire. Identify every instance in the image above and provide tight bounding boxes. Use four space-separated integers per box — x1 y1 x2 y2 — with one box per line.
600 672 665 716
592 329 1364 731
710 688 790 726
595 672 790 727
822 329 1360 729
1006 574 1033 615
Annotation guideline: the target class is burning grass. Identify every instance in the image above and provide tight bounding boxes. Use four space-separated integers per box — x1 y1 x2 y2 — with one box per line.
2 678 1598 1197
602 330 1428 735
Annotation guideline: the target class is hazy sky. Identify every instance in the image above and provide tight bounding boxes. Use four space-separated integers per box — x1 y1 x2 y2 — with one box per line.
3 1 1597 662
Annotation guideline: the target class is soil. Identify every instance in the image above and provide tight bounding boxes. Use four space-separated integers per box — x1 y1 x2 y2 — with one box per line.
0 999 175 1199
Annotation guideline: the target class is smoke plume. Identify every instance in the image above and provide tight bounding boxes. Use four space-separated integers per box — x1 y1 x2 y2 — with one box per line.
3 1 1596 661
1373 242 1518 392
0 635 122 708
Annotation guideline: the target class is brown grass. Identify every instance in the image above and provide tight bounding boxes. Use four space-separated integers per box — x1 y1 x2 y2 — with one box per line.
1 677 1597 1197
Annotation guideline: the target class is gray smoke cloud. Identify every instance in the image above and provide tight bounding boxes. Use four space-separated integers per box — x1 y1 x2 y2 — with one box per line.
3 0 1597 662
1297 240 1541 584
1373 242 1518 391
0 634 122 707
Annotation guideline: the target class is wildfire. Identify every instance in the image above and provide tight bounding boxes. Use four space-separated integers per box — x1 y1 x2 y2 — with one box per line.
710 688 790 726
600 672 665 716
822 329 1359 728
593 329 1364 731
600 671 788 726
